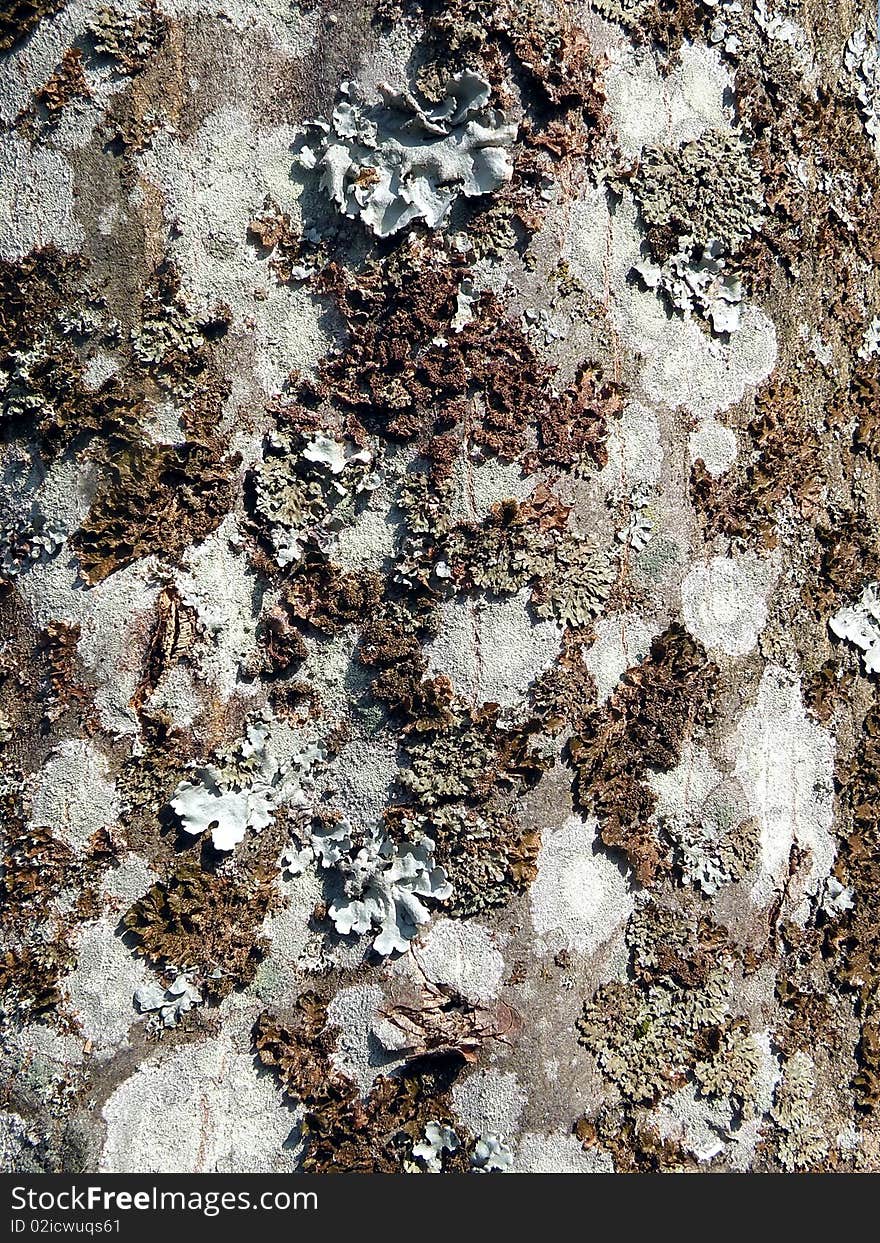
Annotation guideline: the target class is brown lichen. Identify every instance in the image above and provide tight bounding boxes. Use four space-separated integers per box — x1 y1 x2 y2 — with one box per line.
0 0 63 55
122 860 280 1000
570 624 717 885
74 438 239 584
254 993 471 1172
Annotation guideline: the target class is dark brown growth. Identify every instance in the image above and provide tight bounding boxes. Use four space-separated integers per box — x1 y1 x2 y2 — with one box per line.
571 625 717 884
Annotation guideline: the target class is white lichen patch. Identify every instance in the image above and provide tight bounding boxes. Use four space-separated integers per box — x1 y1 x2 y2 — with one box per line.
253 868 325 1004
161 0 318 58
601 402 663 494
689 418 738 476
412 919 505 1006
681 554 773 657
325 734 400 829
448 454 534 523
603 39 733 155
333 499 396 573
99 1002 298 1173
175 517 258 701
62 919 154 1054
101 852 158 909
829 582 880 675
77 559 163 737
293 73 517 237
0 136 83 262
734 665 836 911
425 592 563 708
27 740 119 853
143 662 206 729
452 1068 527 1140
584 612 656 702
529 815 634 956
565 193 777 419
15 549 160 739
516 1131 614 1173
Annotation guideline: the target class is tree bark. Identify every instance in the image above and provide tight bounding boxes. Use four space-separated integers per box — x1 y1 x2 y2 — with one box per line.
2 0 880 1174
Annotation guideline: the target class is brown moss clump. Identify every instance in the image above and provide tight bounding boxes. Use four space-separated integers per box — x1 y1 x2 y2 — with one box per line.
254 993 471 1173
17 48 92 138
802 510 880 617
0 247 143 455
122 861 279 1000
691 377 824 550
317 243 597 461
0 794 118 1024
591 0 712 71
36 621 95 728
570 625 717 885
524 363 621 475
0 0 63 54
283 557 384 635
73 438 239 584
829 707 880 1108
827 360 880 462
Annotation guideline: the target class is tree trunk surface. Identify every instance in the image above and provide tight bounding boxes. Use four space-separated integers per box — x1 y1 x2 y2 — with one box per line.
2 0 880 1174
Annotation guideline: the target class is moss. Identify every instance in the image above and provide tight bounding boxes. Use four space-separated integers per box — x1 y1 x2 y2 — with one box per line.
35 622 94 730
17 48 92 142
570 625 717 885
0 792 117 1026
0 248 142 456
316 243 588 460
0 0 63 55
282 556 383 636
73 438 239 584
87 1 168 76
254 993 471 1173
828 706 880 1110
691 376 824 551
122 860 280 1001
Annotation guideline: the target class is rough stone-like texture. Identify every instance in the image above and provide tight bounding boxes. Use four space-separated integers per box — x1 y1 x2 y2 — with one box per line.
2 0 880 1176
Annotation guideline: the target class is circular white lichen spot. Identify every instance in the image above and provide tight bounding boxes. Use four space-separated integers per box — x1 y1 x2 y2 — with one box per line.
681 556 769 657
688 419 737 477
326 983 388 1096
62 920 154 1053
529 815 634 956
99 1030 298 1172
452 1069 526 1139
734 664 836 908
425 591 562 709
414 919 505 1005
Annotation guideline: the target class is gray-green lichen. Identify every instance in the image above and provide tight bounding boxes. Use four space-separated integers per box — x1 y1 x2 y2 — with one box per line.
293 72 517 238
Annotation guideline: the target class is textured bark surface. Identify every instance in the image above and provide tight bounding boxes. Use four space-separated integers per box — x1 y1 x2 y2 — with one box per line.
2 0 880 1174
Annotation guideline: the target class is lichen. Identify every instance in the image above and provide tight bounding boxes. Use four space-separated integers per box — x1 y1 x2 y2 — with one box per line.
829 582 880 676
122 860 279 1001
293 73 517 238
170 715 321 852
579 905 762 1116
